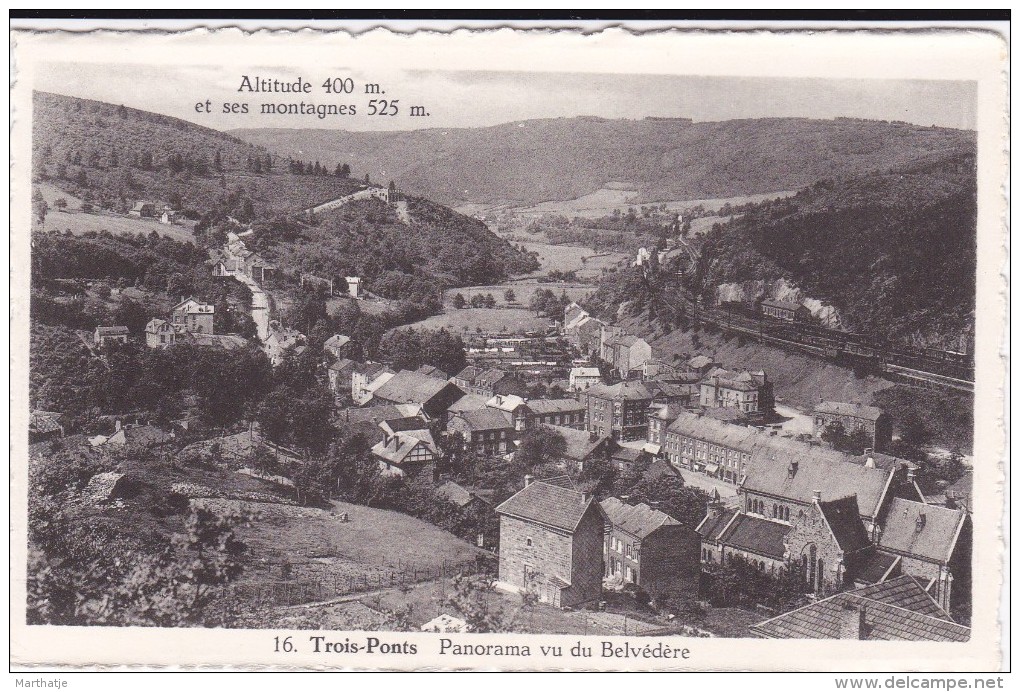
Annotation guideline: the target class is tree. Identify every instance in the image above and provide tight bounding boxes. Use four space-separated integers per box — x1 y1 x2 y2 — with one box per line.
821 421 848 450
452 293 466 309
33 188 48 223
515 427 567 469
503 288 516 303
625 475 709 529
483 293 497 309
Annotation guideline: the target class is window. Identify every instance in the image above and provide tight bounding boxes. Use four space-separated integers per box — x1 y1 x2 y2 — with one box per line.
526 537 533 547
625 543 632 557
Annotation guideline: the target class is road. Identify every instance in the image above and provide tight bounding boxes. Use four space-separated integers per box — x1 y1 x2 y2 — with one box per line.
234 272 270 342
676 468 740 505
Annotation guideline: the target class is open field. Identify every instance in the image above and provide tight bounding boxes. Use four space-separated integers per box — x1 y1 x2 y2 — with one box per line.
510 188 796 220
408 307 555 336
514 240 629 280
38 207 197 245
204 497 485 588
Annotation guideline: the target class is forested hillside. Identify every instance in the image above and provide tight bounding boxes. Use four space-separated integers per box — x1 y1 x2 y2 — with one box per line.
234 116 975 207
691 153 976 347
32 91 538 292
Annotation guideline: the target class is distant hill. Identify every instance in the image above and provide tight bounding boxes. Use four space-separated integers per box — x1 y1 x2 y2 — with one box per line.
32 91 537 289
692 152 976 348
33 91 367 215
233 117 976 207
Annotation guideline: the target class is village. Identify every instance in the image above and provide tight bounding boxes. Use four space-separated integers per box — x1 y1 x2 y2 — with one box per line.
32 199 973 640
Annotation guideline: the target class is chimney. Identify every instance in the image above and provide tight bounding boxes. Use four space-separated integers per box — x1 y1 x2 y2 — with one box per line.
839 603 868 640
115 419 122 432
907 467 916 484
581 491 591 504
864 447 874 456
915 513 926 533
787 460 798 478
812 490 822 503
524 474 534 487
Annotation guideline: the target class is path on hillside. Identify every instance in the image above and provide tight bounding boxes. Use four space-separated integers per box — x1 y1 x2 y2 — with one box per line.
301 187 388 216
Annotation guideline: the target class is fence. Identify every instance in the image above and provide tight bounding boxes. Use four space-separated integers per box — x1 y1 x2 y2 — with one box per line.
227 557 490 609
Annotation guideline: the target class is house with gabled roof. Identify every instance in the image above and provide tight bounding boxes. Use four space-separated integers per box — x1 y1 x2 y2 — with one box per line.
170 297 215 335
144 318 177 348
370 420 439 478
875 497 971 616
601 497 699 596
750 575 969 641
323 334 352 362
495 478 606 608
372 370 465 418
448 408 515 457
813 400 893 452
94 325 129 347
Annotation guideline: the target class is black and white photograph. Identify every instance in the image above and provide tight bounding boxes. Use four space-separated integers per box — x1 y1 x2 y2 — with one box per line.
10 21 1007 673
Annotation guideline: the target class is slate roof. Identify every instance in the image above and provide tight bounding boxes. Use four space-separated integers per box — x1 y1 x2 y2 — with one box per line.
542 424 611 463
496 480 598 533
742 445 893 519
446 394 491 414
454 407 514 431
328 357 361 376
526 398 585 415
570 366 602 378
601 497 678 539
877 498 967 564
852 576 951 619
750 578 968 641
701 368 766 392
718 513 791 560
381 416 432 434
814 401 885 421
667 411 759 451
373 370 458 406
486 394 527 412
818 496 871 553
854 550 902 585
416 364 450 380
30 411 63 435
696 508 737 541
324 334 351 350
435 481 478 508
611 447 644 464
585 381 654 402
454 366 484 382
145 318 171 333
371 432 435 467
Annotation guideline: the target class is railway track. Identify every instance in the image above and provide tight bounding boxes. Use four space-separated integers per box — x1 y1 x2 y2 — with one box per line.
653 288 975 393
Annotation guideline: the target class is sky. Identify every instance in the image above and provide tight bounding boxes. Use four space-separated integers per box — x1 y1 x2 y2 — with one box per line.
33 62 977 132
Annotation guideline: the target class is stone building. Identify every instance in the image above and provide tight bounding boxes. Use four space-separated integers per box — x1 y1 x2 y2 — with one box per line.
583 381 655 442
447 408 515 457
812 401 893 453
875 498 971 616
601 497 699 596
525 398 586 429
171 297 215 335
144 318 176 348
495 478 606 609
699 368 774 415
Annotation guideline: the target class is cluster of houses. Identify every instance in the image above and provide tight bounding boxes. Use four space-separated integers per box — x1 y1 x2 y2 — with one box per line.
492 440 971 640
129 200 179 225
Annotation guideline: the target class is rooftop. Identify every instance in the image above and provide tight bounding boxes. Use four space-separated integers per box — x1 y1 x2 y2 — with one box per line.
877 498 968 564
526 398 585 415
495 480 598 533
453 407 514 431
818 496 871 553
750 576 968 642
373 370 459 406
600 497 678 539
585 381 655 402
542 424 612 463
718 512 791 561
